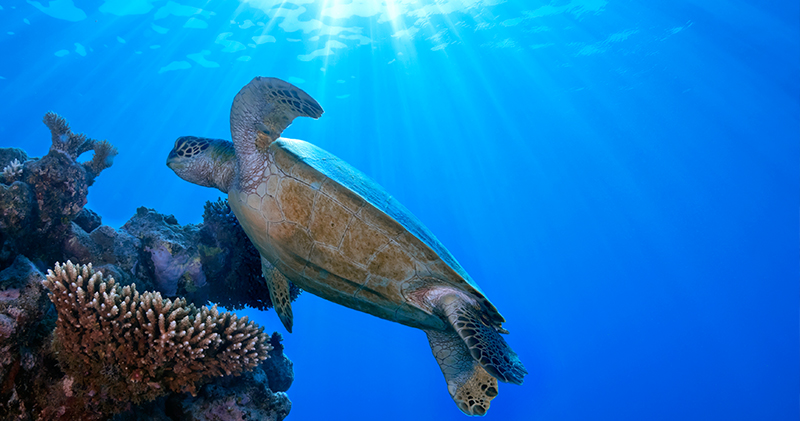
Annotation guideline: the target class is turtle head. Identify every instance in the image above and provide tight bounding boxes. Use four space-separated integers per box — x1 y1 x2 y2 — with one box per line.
167 136 235 193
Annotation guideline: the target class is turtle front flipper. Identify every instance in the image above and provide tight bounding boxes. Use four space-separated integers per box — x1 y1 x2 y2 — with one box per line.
230 77 323 154
425 328 498 416
261 255 294 333
438 292 527 385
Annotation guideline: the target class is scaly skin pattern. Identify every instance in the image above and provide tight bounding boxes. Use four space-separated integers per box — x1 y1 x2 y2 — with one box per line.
426 328 499 416
228 139 488 331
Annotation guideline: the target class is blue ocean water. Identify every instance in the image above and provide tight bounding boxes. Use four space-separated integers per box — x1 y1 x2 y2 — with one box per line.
0 0 797 420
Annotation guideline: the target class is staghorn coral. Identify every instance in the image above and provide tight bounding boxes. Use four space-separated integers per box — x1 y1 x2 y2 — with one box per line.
43 261 271 414
199 199 301 311
177 334 294 421
84 140 117 181
43 112 90 156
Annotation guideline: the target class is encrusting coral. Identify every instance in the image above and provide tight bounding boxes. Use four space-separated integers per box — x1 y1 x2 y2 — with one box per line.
43 261 271 413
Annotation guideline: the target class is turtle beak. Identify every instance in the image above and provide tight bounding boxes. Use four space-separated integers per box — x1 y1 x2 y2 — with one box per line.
166 149 179 169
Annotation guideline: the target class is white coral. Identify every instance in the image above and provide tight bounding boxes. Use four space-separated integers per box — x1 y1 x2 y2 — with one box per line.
1 159 23 182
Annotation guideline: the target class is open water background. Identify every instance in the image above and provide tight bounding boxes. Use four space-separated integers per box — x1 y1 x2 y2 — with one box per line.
0 1 797 419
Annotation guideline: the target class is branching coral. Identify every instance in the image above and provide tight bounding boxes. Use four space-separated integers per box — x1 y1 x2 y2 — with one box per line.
43 112 94 159
43 261 270 412
42 112 118 184
1 159 23 184
83 140 117 182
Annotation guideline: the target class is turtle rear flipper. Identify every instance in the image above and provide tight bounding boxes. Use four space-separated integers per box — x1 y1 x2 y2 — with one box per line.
439 293 527 385
261 256 294 333
425 328 498 416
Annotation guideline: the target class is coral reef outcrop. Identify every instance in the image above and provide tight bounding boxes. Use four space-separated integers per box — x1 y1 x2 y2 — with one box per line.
263 333 295 393
0 113 118 267
0 113 299 420
63 219 144 288
180 371 292 421
0 180 34 243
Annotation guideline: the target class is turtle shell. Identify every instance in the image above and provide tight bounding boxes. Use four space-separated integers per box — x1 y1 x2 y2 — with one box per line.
269 138 505 328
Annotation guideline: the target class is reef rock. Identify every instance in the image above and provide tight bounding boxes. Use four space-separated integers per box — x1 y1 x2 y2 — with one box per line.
121 207 206 302
263 333 294 393
180 361 292 421
0 148 27 170
63 221 145 287
0 181 34 242
73 207 102 233
200 199 301 311
0 255 57 419
0 113 117 268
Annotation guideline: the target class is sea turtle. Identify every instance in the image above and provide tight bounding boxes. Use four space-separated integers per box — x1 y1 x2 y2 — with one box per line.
166 77 527 415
